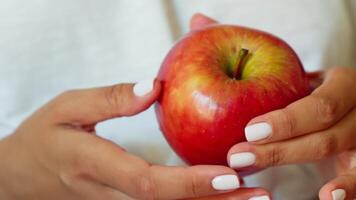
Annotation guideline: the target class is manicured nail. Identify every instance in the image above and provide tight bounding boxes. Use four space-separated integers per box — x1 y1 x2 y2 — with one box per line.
133 79 155 96
229 152 256 168
332 189 346 200
245 122 272 142
211 175 240 190
249 195 270 200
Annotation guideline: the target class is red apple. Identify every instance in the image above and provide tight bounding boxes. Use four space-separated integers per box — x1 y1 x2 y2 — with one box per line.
155 25 310 165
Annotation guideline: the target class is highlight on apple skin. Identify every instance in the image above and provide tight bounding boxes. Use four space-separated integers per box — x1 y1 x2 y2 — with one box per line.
155 25 310 166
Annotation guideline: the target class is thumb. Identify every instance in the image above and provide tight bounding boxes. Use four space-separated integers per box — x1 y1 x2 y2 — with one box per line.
319 168 356 200
186 188 270 200
42 78 160 125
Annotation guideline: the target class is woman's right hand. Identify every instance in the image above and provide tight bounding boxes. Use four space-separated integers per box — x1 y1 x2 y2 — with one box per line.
0 79 268 200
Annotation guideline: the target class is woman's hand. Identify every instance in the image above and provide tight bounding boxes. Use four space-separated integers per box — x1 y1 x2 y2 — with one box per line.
0 78 268 200
228 67 356 200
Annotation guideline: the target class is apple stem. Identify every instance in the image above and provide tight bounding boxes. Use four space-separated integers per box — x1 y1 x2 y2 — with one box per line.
233 48 249 80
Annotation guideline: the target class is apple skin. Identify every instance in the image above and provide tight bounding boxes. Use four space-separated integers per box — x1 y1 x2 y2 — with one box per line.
155 25 310 166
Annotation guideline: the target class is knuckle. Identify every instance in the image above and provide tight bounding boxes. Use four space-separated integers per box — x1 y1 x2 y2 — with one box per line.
56 90 79 103
59 168 86 189
104 84 129 118
61 145 100 187
317 133 338 159
266 146 284 166
270 147 283 166
49 90 80 117
135 170 157 200
271 109 296 139
59 169 97 198
314 95 338 125
184 168 200 198
59 171 77 187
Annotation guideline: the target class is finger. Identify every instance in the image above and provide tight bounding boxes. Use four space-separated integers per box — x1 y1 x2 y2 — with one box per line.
228 108 356 169
307 71 324 90
70 135 241 200
319 168 356 200
105 162 241 200
190 13 218 31
245 67 356 143
67 177 135 200
187 188 271 200
41 79 161 125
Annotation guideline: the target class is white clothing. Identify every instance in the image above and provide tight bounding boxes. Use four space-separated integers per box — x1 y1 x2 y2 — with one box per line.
0 0 355 199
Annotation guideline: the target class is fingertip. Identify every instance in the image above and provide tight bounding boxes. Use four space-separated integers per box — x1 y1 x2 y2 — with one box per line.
248 194 271 200
248 190 272 200
190 13 218 31
133 78 156 97
320 181 348 200
243 113 275 143
211 174 240 191
227 142 254 161
319 186 331 200
191 13 208 22
191 165 240 192
227 143 259 172
191 12 203 20
133 78 162 101
192 164 239 179
119 78 161 117
241 187 272 200
244 122 272 142
187 188 271 200
332 189 346 200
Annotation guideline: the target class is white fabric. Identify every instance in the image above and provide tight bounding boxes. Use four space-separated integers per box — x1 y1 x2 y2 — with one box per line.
0 0 355 199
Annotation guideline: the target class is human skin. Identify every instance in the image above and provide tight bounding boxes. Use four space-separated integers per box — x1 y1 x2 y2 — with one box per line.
228 67 356 200
190 13 356 200
155 19 309 166
0 79 269 200
194 17 356 200
2 13 353 200
0 14 271 199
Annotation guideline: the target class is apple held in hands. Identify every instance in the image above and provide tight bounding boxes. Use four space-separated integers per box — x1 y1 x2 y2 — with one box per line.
155 25 310 165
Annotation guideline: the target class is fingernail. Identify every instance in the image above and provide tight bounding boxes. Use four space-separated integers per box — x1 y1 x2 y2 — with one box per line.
245 122 272 142
211 175 240 190
133 79 155 96
332 189 346 200
229 152 256 168
249 195 270 200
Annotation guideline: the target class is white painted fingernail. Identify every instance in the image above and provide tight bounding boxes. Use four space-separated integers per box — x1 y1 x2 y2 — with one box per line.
245 122 272 142
249 195 270 200
133 79 155 96
211 175 240 190
229 152 256 168
332 189 346 200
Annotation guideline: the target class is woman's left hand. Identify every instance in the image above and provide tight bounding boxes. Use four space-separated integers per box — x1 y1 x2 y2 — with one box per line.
228 67 356 200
